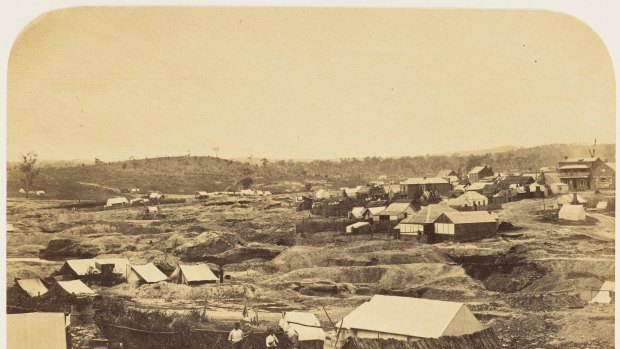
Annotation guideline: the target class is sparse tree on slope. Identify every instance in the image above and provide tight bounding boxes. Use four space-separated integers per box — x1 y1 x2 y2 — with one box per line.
19 152 39 199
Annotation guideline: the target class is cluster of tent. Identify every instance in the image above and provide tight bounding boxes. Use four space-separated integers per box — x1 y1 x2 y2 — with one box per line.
12 259 221 302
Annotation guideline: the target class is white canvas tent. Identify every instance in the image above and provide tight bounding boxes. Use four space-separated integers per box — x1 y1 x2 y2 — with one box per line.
127 263 168 284
336 295 483 341
596 201 608 211
345 222 370 234
590 281 615 304
15 278 49 297
558 204 586 221
106 197 129 207
55 280 96 296
170 264 218 285
8 312 68 349
279 311 325 348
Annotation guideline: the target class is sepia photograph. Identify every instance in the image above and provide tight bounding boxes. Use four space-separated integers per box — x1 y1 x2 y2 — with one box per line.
3 4 617 349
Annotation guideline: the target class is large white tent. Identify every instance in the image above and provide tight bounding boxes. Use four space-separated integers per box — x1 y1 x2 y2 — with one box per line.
558 204 586 221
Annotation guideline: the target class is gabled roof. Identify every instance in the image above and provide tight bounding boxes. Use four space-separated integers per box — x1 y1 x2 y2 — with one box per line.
401 177 449 185
466 182 490 191
468 166 488 174
337 295 482 339
379 202 414 216
8 313 67 349
436 170 457 178
176 264 218 283
16 278 48 297
129 263 168 283
350 207 367 219
56 280 96 295
366 206 387 215
448 191 488 207
440 211 497 224
400 203 457 225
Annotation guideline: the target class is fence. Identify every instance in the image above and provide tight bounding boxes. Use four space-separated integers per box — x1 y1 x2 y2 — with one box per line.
453 202 502 212
102 323 287 349
296 218 355 234
340 327 501 349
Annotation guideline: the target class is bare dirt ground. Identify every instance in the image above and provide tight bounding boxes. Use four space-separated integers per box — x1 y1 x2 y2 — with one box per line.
6 191 615 348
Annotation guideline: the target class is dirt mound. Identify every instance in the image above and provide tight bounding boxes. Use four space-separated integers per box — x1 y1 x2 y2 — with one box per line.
135 282 255 301
203 243 284 265
503 292 586 311
272 242 453 273
265 263 485 298
39 238 101 260
174 231 241 261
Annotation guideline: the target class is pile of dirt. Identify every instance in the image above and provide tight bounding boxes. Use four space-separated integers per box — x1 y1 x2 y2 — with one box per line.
203 243 284 265
264 263 485 298
502 292 586 311
135 282 255 301
174 231 241 261
39 238 101 260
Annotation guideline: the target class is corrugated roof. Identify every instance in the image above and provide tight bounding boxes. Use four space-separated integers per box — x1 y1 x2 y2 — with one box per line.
400 203 457 224
338 295 481 339
8 313 67 349
16 278 48 297
56 280 96 295
441 211 497 224
179 264 218 283
129 263 168 283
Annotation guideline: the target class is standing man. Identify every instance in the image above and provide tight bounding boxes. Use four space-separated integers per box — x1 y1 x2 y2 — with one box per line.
228 323 244 349
265 331 279 348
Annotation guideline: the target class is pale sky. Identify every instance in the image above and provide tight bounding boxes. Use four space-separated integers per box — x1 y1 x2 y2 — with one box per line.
7 7 615 161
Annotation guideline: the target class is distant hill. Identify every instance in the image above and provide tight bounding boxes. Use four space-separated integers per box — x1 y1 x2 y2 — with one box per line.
7 143 614 199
